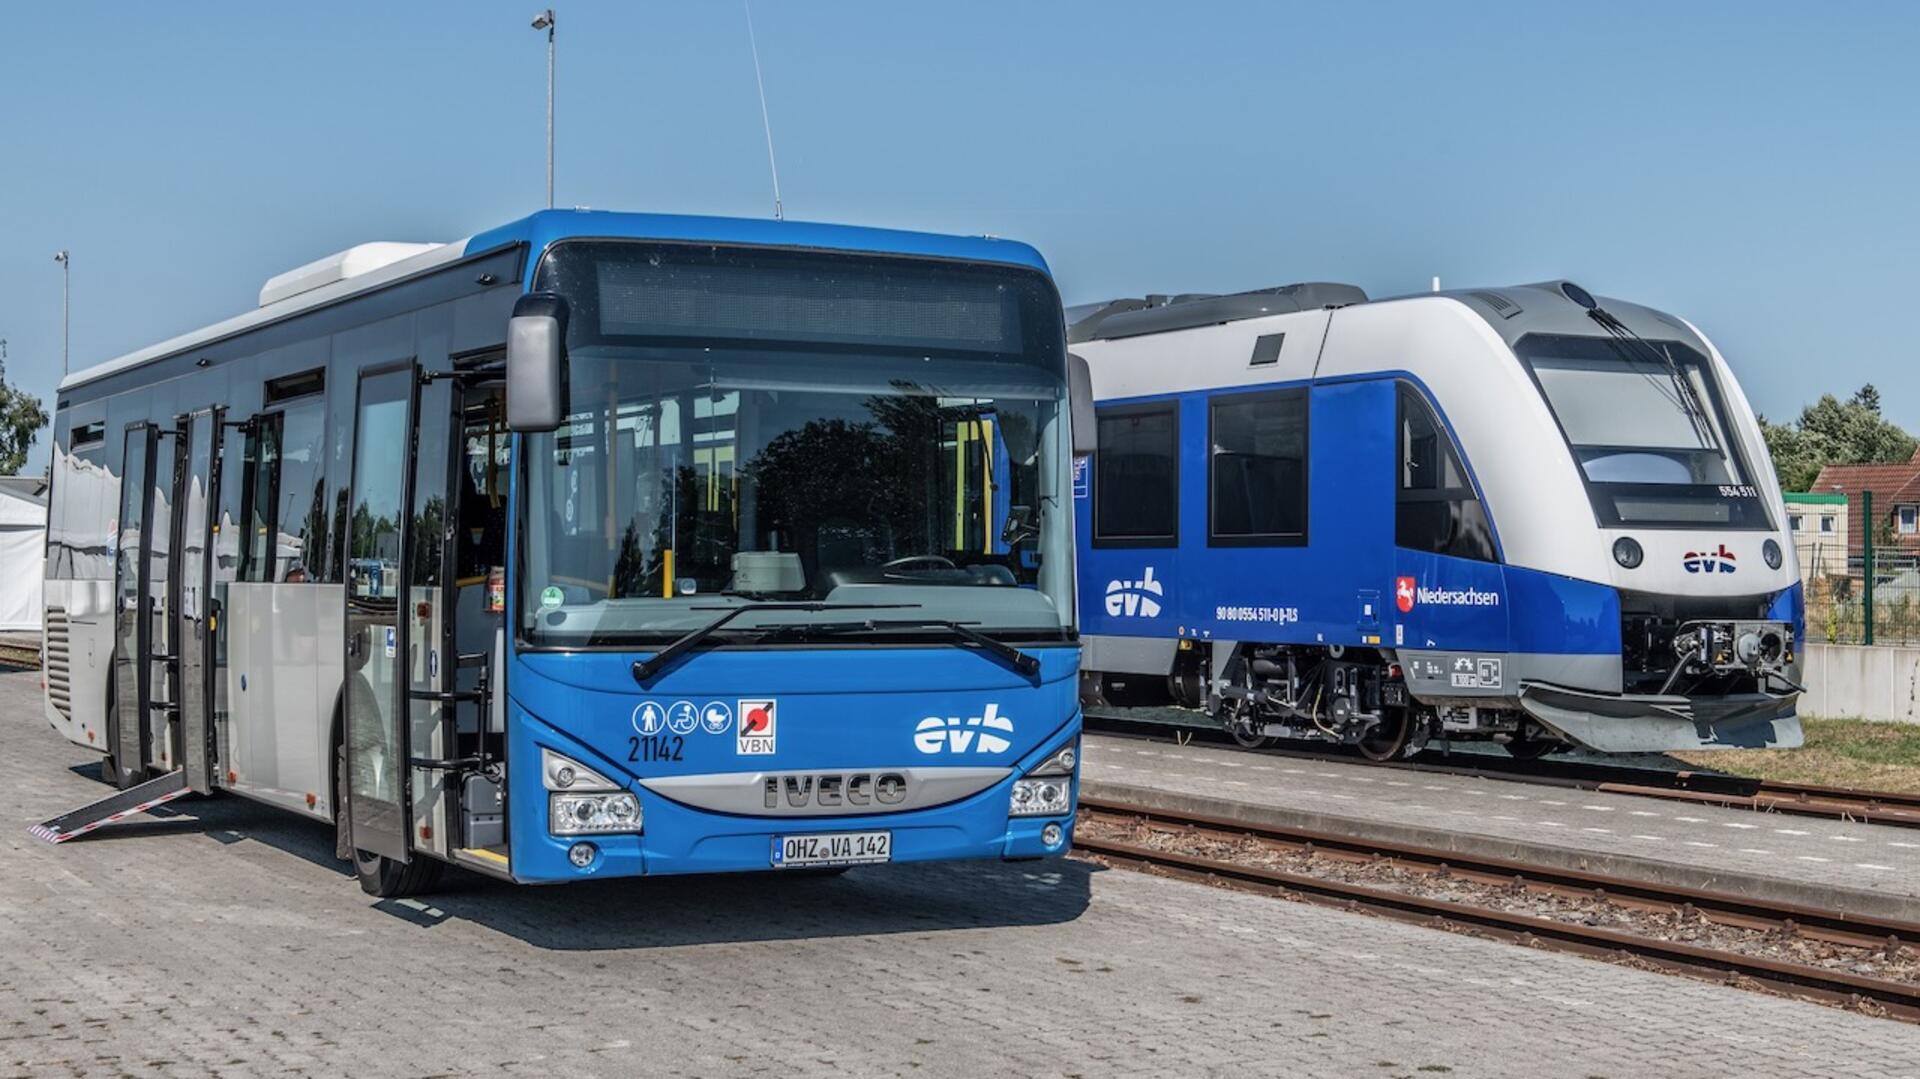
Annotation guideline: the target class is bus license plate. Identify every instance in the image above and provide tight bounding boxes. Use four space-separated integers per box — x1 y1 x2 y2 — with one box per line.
771 830 891 868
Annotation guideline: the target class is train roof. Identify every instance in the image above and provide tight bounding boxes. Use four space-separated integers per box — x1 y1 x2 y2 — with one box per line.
1067 279 1708 357
60 209 1052 394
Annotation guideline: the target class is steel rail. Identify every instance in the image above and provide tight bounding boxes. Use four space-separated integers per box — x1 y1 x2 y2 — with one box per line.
1083 713 1920 828
1077 797 1920 1022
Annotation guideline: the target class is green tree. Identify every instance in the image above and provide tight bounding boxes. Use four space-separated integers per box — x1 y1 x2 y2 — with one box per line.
0 359 48 476
1759 384 1916 491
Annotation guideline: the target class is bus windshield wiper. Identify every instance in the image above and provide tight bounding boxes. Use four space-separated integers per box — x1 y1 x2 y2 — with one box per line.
764 617 1043 679
630 601 919 685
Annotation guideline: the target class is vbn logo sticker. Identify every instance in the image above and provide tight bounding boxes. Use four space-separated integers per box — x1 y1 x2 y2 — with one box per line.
914 704 1014 755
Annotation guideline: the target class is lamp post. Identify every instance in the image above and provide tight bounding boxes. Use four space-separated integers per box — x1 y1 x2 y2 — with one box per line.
52 251 69 375
532 9 555 208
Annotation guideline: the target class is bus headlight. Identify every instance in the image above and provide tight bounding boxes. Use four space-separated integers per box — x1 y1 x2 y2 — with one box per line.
550 791 642 834
1010 741 1079 817
1010 778 1072 817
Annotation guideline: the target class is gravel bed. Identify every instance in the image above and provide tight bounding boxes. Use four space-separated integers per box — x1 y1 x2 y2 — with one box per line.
1076 812 1920 990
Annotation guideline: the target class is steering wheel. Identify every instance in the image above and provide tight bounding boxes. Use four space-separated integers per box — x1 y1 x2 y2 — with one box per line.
882 554 956 571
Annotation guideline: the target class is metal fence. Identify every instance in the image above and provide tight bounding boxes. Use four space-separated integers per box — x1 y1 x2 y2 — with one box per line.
1800 490 1920 646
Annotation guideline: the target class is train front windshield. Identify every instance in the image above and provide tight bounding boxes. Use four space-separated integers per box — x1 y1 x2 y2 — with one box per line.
1517 333 1772 529
518 241 1074 647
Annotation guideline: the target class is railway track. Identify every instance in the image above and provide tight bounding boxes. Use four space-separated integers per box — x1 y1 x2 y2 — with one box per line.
1084 711 1920 829
1075 794 1920 1021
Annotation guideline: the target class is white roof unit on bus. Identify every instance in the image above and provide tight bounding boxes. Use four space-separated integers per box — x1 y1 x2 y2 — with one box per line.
258 241 447 307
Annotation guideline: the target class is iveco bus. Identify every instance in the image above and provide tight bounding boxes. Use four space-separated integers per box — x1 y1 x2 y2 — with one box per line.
34 210 1090 896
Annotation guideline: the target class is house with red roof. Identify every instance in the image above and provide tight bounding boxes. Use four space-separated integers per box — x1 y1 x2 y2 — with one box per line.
1808 447 1920 570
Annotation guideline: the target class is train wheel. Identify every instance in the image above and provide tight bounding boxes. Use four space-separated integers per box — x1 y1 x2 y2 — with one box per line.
1226 716 1269 749
1357 709 1410 762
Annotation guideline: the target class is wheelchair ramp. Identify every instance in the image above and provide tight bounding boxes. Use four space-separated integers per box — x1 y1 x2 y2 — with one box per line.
28 770 192 844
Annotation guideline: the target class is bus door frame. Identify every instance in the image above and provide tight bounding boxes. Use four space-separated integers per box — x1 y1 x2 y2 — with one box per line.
343 362 423 864
172 408 221 794
110 423 157 781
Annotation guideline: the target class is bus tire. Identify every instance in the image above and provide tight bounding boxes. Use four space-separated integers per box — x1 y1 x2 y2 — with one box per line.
335 737 445 897
353 847 446 898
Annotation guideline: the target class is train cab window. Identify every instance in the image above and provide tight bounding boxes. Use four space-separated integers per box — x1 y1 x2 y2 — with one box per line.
1094 404 1178 546
1208 388 1308 546
1396 383 1497 563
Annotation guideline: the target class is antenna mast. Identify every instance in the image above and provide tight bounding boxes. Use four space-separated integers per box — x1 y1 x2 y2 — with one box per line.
744 1 784 221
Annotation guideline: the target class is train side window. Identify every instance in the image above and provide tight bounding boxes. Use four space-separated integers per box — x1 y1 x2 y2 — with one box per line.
1396 383 1497 563
1208 388 1308 546
1093 404 1178 547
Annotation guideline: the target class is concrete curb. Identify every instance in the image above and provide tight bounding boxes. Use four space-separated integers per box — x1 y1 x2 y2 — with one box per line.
1083 778 1920 925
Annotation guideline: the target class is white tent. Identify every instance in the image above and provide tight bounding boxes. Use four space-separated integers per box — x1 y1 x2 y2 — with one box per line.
0 486 45 632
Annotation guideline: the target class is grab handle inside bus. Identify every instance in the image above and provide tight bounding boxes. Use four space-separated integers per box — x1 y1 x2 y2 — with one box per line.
506 291 569 432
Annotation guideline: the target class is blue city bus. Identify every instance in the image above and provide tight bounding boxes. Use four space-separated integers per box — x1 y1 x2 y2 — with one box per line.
37 211 1090 897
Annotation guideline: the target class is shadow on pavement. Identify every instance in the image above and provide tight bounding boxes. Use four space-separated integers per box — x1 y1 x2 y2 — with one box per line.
59 789 1099 950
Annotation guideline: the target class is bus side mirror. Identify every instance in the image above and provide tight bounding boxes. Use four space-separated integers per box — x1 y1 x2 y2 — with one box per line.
507 292 568 432
1068 351 1097 454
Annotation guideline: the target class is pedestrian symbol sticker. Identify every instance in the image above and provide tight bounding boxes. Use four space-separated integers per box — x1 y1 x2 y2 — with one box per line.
633 701 666 736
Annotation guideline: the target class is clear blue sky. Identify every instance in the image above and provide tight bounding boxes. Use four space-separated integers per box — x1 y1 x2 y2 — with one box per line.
3 2 1916 471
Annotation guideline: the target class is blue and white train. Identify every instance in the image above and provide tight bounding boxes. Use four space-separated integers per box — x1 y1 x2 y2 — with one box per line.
1069 280 1803 758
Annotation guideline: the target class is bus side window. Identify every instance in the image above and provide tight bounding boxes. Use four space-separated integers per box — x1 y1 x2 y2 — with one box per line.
238 398 328 583
239 415 279 583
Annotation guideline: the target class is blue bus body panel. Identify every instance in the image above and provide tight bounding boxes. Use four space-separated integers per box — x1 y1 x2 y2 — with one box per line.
464 209 1053 285
506 647 1081 883
1076 377 1623 658
486 209 1073 882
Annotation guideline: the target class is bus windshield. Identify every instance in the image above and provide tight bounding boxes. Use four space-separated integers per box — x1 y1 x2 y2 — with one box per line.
1517 333 1772 529
518 241 1073 647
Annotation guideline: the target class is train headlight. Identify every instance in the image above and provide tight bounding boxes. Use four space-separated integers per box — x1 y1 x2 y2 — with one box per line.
1612 537 1644 569
1763 539 1783 570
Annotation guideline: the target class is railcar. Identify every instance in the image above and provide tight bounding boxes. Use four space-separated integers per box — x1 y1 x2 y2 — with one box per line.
1070 280 1802 757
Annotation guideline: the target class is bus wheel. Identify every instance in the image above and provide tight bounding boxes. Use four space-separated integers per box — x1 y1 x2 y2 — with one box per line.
335 739 445 896
353 848 445 898
1357 709 1410 762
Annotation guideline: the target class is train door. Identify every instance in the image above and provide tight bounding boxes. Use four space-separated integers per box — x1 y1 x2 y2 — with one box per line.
343 364 420 863
173 409 220 794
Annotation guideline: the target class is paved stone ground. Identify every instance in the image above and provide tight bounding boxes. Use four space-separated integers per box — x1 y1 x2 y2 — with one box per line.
7 672 1920 1077
1084 733 1920 905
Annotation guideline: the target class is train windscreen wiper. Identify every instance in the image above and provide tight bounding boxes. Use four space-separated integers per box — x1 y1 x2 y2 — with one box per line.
630 601 919 685
1563 282 1718 448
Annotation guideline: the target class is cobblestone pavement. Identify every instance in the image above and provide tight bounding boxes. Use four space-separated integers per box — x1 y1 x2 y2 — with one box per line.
1084 732 1920 904
7 671 1920 1078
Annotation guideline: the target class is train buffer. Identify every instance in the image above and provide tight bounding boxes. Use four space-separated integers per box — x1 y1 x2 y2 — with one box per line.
27 770 192 844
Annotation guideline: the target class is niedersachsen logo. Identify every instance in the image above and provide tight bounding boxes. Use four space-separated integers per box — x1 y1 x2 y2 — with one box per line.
1408 584 1501 608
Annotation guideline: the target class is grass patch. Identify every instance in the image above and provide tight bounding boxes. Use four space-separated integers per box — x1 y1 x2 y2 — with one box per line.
1670 717 1920 793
